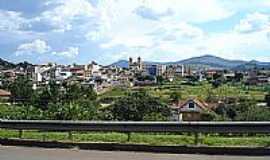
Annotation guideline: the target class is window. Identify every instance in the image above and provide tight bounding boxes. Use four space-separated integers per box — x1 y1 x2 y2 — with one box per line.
189 102 195 109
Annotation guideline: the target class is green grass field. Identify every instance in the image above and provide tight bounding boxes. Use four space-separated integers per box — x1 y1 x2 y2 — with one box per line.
100 82 268 102
1 129 270 147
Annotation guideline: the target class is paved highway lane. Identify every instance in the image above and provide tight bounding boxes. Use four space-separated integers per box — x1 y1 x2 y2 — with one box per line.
0 146 269 160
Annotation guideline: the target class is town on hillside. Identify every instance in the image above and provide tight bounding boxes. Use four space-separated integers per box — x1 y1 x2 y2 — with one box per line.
0 56 270 121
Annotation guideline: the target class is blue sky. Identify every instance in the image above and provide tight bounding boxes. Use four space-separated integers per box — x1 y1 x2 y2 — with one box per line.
0 0 270 65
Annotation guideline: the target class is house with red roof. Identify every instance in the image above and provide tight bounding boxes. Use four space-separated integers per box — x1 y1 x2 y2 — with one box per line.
0 89 11 101
170 98 215 121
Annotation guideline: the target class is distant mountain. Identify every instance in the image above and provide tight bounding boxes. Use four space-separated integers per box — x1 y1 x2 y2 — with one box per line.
233 60 270 71
0 58 34 70
0 58 15 70
173 55 247 69
110 60 129 68
110 55 249 69
109 60 158 68
16 61 34 70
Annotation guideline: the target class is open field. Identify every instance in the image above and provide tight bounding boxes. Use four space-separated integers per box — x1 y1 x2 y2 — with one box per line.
100 82 269 102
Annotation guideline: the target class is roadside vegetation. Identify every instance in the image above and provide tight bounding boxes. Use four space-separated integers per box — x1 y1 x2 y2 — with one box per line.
0 75 270 121
0 75 270 147
1 129 270 147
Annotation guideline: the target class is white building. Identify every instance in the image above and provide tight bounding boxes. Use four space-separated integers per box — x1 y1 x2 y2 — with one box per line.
55 67 72 81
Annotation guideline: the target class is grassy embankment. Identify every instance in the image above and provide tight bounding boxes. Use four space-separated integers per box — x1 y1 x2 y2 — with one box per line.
0 83 269 147
1 129 270 147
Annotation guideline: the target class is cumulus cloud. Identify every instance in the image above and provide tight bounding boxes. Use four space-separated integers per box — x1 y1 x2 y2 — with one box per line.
97 6 270 62
52 47 79 58
3 0 270 64
133 0 233 23
0 10 29 31
34 0 97 32
15 39 51 56
15 39 79 59
235 12 270 33
134 6 173 21
87 0 209 51
267 32 270 40
151 22 204 42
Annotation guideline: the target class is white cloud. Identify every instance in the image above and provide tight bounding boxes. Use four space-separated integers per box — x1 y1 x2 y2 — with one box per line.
15 39 51 56
197 26 270 61
34 1 268 62
4 0 270 64
101 15 270 63
15 39 79 59
51 47 79 58
0 10 29 31
222 0 270 12
267 32 270 40
134 6 173 21
134 30 270 62
134 0 233 23
36 0 97 32
87 0 209 51
235 12 270 33
151 22 204 42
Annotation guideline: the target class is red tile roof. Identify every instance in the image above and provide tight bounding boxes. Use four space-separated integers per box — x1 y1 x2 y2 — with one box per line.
171 98 214 111
0 89 11 97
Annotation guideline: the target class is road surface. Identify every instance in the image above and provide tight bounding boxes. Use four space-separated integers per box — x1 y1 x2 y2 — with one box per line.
0 145 269 160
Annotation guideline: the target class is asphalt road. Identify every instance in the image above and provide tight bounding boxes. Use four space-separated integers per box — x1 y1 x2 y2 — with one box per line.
0 146 270 160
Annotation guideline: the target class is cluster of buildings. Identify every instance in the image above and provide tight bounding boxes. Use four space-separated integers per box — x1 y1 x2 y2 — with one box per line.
128 57 184 79
0 57 270 121
0 57 270 94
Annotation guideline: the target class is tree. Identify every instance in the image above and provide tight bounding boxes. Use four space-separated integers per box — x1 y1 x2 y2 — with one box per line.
234 72 244 82
31 80 62 109
0 104 43 120
65 83 82 102
265 93 270 107
212 80 222 88
206 87 215 102
201 112 217 121
169 91 182 103
65 83 97 102
236 104 270 121
108 90 171 121
156 76 164 85
8 76 33 105
214 99 270 121
136 75 155 81
45 100 99 120
43 83 99 120
81 85 97 100
0 73 10 90
213 73 222 81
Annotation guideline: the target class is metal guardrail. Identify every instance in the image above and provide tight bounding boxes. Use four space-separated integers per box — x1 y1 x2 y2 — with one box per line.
1 120 270 134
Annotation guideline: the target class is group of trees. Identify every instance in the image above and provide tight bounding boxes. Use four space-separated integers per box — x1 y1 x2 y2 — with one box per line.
103 90 171 121
0 76 171 121
1 75 269 121
266 92 270 107
2 75 99 120
214 98 270 121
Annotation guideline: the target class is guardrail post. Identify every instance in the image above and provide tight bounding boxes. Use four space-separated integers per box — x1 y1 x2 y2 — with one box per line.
127 132 131 142
68 132 73 141
18 130 23 139
42 132 47 142
194 132 200 145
